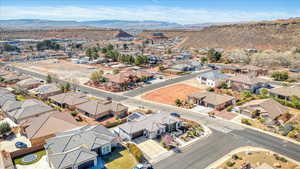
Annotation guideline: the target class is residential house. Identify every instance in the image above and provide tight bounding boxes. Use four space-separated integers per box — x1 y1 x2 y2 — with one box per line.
188 92 235 110
237 99 289 125
227 74 270 93
197 70 229 88
103 70 154 91
269 86 300 101
173 53 192 61
0 87 10 94
2 99 54 123
212 64 241 74
76 98 128 121
24 111 78 145
169 61 203 72
16 78 41 90
48 92 88 109
118 112 182 140
30 84 62 99
170 63 194 72
240 65 268 76
0 151 14 169
44 125 118 169
0 93 16 107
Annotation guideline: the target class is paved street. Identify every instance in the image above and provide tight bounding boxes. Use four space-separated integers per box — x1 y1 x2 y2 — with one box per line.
5 63 300 168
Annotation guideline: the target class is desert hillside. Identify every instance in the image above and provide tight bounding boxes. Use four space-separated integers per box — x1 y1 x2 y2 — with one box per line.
139 19 300 51
0 28 119 41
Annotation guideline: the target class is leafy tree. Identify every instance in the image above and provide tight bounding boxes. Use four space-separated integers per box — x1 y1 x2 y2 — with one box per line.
0 122 11 135
158 65 165 71
36 40 60 51
46 74 52 83
107 44 114 51
207 48 222 62
3 44 20 52
101 47 108 54
85 48 92 58
134 55 144 66
217 82 228 89
0 76 5 82
271 71 289 81
59 83 71 93
260 88 269 96
241 90 252 98
90 71 106 83
200 57 208 64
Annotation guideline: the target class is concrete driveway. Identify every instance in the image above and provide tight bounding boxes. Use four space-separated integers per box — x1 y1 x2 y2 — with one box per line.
191 105 213 114
16 156 50 169
137 139 168 160
0 135 31 152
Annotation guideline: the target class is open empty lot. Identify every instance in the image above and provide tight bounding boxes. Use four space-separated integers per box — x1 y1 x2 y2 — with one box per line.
14 59 104 84
141 84 204 106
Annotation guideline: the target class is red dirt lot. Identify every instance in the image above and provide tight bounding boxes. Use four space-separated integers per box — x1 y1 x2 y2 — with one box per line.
141 84 204 106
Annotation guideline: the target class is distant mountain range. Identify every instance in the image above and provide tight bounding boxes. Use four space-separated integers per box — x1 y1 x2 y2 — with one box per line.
0 19 225 30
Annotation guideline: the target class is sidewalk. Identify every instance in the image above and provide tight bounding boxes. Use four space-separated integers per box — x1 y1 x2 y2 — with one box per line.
232 114 300 146
205 146 300 169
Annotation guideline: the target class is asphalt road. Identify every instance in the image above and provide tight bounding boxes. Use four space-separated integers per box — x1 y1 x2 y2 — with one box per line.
4 63 300 168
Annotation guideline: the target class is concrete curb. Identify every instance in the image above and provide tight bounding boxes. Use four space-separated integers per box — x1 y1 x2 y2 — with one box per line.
205 146 300 169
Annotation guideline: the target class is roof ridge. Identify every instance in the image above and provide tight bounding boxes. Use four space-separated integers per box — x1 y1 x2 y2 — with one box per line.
30 113 53 139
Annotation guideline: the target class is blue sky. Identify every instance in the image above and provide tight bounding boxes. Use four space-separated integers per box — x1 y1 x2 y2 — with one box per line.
1 0 299 24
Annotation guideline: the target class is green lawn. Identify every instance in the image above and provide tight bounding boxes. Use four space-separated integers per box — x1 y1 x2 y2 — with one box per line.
16 95 27 101
103 148 138 169
14 150 46 165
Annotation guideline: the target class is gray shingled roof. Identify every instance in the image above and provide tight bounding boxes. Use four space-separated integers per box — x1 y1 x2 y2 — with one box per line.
76 99 128 116
118 112 180 134
31 84 61 95
3 99 54 121
48 146 97 169
45 125 115 169
199 70 229 81
270 86 300 98
0 93 16 107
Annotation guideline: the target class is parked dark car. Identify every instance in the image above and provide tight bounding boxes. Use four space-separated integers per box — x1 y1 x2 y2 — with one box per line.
173 147 182 153
15 141 27 148
133 164 153 169
170 112 181 118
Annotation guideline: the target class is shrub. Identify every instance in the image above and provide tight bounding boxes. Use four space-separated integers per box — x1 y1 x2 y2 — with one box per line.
258 117 265 123
0 122 11 135
126 143 144 162
226 106 233 112
226 161 236 167
207 87 215 92
271 71 289 81
241 119 251 125
70 111 78 116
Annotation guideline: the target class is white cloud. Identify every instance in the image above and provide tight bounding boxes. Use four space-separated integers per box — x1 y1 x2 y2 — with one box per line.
0 5 299 24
